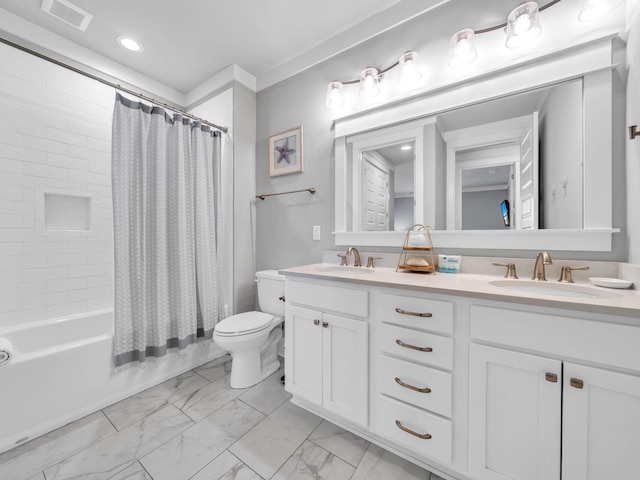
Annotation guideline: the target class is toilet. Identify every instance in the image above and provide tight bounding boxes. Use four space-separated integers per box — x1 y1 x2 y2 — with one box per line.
213 270 285 389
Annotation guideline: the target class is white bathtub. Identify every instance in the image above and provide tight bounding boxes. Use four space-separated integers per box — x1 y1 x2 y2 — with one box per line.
0 309 225 454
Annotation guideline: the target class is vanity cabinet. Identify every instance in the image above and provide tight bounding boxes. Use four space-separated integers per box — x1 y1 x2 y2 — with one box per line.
468 344 562 480
284 280 369 427
282 267 640 480
561 363 640 480
373 292 454 465
469 305 640 480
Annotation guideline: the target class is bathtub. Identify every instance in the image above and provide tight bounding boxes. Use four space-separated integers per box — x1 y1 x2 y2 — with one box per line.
0 309 225 455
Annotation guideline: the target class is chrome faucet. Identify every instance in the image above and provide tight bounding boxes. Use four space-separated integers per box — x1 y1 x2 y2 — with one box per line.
346 247 362 267
532 251 553 281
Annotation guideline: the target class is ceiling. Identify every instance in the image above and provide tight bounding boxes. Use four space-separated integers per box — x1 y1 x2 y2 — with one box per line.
0 0 453 94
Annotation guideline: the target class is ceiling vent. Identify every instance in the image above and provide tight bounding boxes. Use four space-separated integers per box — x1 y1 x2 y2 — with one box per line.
40 0 93 31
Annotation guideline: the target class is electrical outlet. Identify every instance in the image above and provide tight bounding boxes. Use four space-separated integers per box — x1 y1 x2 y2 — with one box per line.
312 225 321 240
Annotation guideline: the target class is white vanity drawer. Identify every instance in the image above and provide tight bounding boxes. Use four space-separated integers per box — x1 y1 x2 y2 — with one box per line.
379 323 453 370
286 280 369 318
376 292 453 334
378 354 452 418
376 394 453 464
470 305 640 372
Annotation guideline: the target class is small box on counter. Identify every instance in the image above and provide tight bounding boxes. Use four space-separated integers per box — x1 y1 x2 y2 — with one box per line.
438 255 461 273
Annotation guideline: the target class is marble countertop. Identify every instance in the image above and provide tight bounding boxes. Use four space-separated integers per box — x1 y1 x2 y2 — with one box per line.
279 263 640 319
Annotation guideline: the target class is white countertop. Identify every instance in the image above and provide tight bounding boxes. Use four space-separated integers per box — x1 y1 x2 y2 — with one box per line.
280 263 640 319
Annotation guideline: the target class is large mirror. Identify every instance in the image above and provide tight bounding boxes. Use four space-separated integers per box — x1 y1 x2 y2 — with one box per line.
334 38 618 251
353 80 583 233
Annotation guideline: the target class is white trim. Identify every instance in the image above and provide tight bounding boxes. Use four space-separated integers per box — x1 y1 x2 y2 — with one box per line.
334 229 620 251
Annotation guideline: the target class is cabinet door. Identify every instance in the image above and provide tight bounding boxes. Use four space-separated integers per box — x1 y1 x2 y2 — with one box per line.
562 363 640 480
469 344 561 480
285 305 322 405
322 313 369 427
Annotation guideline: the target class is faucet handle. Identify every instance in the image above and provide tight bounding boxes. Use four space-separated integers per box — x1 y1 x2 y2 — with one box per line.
492 262 519 279
337 254 348 266
367 256 383 268
558 265 590 283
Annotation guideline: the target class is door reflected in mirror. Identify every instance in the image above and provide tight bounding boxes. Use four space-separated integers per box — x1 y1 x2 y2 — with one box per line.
361 141 414 232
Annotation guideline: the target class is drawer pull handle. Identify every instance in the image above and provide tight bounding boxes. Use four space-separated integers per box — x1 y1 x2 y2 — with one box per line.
570 378 584 389
545 372 558 383
322 321 329 328
395 420 432 440
395 308 432 318
395 377 431 393
313 319 320 326
395 339 433 352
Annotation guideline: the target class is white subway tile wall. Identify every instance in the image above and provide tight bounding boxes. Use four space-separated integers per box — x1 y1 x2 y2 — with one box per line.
0 42 115 328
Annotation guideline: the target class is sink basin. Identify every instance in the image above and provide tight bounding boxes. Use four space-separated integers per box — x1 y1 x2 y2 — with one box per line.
316 266 374 275
489 280 621 299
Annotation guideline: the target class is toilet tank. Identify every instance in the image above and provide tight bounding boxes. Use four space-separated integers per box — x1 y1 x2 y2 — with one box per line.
256 270 285 316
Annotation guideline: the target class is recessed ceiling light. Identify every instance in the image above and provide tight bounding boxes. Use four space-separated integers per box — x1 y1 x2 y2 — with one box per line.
401 145 412 151
117 36 143 52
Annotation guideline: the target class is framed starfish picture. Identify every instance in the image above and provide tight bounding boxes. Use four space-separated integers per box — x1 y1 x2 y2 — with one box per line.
269 126 303 177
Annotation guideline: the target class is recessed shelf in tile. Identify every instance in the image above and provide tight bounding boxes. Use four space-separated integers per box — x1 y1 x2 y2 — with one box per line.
44 193 91 231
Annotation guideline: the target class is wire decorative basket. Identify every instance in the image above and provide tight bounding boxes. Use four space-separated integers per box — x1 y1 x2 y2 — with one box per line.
396 224 436 274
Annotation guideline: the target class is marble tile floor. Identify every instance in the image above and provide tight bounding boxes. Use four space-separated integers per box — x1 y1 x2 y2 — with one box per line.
0 355 445 480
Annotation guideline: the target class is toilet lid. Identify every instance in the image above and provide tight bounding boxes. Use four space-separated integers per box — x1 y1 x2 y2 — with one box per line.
215 311 274 336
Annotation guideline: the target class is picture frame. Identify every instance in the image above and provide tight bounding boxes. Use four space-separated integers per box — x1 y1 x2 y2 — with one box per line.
269 126 303 177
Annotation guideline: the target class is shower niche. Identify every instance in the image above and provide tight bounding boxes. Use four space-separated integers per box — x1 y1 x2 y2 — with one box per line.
36 188 98 235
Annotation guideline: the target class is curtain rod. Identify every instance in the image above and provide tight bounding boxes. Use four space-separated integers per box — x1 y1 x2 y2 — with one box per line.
0 36 228 134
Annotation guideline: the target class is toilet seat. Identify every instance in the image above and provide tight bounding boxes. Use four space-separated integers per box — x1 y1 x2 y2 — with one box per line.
214 311 274 337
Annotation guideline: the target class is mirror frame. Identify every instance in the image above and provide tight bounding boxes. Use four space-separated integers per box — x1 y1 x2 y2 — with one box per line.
334 35 619 251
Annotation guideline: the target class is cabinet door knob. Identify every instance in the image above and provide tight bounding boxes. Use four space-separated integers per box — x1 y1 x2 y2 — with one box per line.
395 420 432 440
396 339 433 352
322 321 329 328
570 378 584 389
313 319 320 326
395 307 432 318
395 377 432 393
545 372 558 383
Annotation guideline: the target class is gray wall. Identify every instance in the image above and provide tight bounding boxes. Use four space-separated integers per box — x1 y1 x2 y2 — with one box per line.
256 73 336 270
462 190 510 230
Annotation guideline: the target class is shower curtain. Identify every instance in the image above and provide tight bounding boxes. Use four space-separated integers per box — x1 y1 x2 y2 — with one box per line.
111 93 225 369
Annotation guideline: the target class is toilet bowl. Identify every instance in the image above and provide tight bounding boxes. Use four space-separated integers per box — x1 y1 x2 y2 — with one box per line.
213 270 285 389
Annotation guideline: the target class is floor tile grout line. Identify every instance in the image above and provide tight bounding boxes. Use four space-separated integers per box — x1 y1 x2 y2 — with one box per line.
226 451 265 480
139 461 155 480
11 410 121 480
101 408 120 433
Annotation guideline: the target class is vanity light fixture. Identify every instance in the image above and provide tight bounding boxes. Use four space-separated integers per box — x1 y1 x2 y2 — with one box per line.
325 0 596 109
326 81 345 109
359 67 381 98
117 36 143 52
398 51 422 86
449 28 478 68
325 50 421 108
505 2 542 48
578 0 620 21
